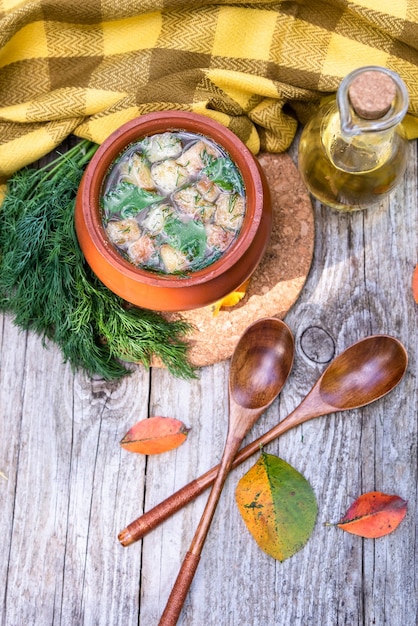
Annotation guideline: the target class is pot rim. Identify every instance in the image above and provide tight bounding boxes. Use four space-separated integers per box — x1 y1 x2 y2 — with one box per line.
79 111 264 288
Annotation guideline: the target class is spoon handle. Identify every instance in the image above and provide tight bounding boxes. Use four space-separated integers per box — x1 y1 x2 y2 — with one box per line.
159 433 242 625
118 401 318 546
159 551 200 626
118 474 205 546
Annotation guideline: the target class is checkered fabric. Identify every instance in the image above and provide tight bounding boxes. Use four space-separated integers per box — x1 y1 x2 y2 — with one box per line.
1 0 418 183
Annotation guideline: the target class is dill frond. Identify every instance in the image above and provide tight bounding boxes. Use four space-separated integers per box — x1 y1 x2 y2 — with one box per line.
0 140 196 380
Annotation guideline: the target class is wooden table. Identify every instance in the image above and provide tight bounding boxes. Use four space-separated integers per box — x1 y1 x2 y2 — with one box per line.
1 137 417 626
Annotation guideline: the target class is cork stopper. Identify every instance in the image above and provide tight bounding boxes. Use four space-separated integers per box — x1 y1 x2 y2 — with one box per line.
348 70 397 120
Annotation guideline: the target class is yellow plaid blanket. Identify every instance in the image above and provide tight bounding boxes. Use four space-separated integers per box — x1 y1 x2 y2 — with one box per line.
1 0 418 183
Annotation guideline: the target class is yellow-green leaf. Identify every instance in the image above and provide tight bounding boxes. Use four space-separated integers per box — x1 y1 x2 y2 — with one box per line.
235 453 317 561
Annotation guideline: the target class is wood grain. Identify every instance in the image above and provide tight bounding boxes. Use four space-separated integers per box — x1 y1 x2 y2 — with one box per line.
1 139 417 626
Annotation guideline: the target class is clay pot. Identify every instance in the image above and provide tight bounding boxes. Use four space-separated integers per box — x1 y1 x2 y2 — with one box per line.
75 111 272 312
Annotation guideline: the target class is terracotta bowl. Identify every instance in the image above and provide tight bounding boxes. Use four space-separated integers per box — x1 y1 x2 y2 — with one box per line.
75 111 272 312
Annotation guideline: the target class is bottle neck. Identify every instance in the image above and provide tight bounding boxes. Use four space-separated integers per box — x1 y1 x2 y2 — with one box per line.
337 66 409 137
323 105 399 173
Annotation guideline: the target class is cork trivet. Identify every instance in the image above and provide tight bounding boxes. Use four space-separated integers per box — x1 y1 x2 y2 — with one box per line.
154 152 314 367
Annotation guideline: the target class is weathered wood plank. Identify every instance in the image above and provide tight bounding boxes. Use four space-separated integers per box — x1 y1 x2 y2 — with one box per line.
137 142 418 625
1 140 417 626
0 322 151 625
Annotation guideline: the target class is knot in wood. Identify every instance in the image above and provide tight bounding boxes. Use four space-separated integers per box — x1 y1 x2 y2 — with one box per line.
300 326 335 364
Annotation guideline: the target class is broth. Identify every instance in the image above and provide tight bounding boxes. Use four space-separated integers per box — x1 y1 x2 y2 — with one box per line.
101 130 246 275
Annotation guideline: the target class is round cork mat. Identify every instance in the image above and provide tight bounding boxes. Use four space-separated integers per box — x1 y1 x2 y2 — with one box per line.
156 152 314 367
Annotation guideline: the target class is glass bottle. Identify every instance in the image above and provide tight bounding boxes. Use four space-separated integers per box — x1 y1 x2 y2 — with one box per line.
298 66 409 211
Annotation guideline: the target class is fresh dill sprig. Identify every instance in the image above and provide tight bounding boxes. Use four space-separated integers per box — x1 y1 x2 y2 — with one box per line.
0 140 196 380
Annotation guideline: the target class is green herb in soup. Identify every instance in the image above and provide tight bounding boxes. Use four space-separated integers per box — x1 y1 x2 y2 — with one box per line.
103 182 164 219
101 131 246 275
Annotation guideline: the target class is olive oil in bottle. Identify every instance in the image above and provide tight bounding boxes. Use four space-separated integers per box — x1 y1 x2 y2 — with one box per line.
298 66 409 211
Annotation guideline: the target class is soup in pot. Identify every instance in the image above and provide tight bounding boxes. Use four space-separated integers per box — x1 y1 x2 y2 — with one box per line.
101 130 246 275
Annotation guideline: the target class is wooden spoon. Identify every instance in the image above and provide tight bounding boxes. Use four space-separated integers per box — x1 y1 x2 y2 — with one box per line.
158 317 294 626
119 334 407 548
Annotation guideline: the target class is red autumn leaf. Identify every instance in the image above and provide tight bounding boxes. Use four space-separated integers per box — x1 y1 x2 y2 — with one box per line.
120 416 190 455
337 491 407 538
412 264 418 303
